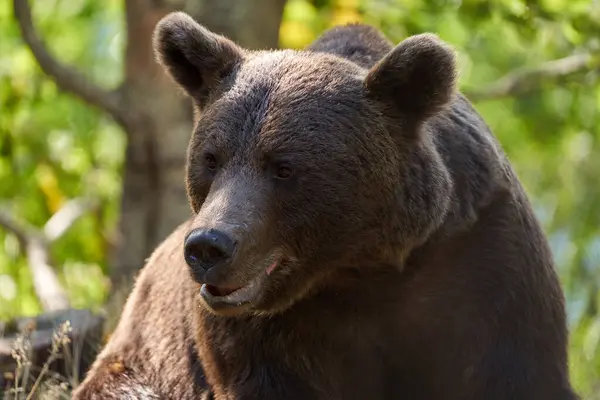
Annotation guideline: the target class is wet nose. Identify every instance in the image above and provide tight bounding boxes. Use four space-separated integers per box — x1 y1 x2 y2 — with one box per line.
184 228 235 272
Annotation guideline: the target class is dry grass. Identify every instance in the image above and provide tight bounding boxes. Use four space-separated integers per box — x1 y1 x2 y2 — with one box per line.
2 321 74 400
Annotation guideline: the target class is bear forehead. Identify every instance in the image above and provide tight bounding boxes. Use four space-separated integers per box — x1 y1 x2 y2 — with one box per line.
239 50 367 88
223 50 369 114
197 51 371 149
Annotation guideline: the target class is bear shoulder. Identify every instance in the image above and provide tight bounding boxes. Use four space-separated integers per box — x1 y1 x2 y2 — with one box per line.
72 219 211 400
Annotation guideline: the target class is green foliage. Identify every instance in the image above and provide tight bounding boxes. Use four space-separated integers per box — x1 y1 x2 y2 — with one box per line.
0 0 598 397
0 0 123 318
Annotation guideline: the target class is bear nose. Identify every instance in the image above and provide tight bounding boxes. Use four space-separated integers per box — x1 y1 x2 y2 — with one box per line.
184 228 235 272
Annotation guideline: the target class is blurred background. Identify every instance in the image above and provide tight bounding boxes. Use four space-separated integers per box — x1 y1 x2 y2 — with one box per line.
0 0 598 397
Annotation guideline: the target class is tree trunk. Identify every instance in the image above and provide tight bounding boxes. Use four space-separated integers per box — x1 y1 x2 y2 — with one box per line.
106 0 287 326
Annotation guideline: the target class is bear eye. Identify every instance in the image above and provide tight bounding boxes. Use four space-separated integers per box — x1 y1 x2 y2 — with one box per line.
274 165 293 180
204 153 217 171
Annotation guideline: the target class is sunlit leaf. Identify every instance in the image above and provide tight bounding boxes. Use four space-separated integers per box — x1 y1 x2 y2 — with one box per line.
35 163 65 213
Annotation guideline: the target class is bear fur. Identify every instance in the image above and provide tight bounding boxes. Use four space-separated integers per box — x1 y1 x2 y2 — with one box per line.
73 12 577 400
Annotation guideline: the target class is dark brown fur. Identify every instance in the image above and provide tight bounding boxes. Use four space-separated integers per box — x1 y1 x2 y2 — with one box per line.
74 12 577 400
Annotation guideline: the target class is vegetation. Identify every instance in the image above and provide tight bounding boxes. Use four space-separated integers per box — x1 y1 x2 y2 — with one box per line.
0 0 598 397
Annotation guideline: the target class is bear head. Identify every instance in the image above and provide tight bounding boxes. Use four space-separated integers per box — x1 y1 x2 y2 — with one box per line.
153 12 456 316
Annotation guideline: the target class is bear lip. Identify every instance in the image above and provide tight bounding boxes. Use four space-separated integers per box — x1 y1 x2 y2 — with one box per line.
200 272 264 310
204 284 242 297
199 256 282 311
265 260 278 275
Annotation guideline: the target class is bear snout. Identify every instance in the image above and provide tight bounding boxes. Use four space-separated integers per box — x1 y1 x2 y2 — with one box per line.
183 228 236 279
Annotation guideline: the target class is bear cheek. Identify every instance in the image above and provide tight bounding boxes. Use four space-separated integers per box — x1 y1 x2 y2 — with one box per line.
286 209 352 266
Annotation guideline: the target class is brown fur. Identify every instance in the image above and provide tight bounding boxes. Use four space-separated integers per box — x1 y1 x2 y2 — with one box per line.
74 12 577 400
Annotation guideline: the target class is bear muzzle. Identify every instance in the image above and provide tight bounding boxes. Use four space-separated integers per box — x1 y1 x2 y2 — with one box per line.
198 254 282 314
183 227 283 313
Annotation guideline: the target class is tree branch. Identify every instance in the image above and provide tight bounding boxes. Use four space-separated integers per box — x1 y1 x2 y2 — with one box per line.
44 198 98 242
0 211 40 245
0 199 96 312
464 52 599 102
25 238 71 312
13 0 126 126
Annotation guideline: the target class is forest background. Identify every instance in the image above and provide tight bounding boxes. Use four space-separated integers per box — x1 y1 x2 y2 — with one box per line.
0 0 599 397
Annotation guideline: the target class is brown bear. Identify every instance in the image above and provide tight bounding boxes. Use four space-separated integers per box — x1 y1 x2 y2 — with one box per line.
73 11 577 400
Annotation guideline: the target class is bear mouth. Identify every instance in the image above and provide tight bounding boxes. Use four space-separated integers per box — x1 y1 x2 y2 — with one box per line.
199 256 281 312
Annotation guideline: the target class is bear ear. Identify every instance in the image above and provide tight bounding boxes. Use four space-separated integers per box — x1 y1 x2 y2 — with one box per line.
364 33 457 127
153 12 244 105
